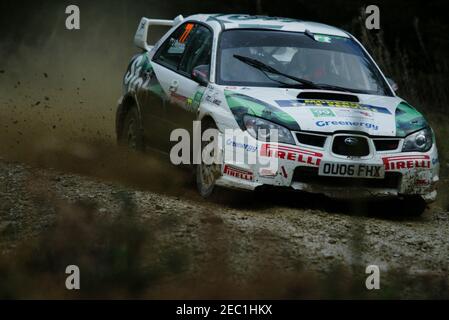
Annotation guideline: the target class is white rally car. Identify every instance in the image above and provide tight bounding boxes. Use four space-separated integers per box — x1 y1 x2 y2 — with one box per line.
116 14 439 214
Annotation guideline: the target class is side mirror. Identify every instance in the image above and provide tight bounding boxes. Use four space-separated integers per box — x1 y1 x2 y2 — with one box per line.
192 65 210 86
387 77 398 92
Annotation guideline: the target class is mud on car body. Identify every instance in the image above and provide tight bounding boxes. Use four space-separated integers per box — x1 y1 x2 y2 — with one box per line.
116 14 439 215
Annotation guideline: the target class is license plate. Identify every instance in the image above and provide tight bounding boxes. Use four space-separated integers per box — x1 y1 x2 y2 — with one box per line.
318 162 385 179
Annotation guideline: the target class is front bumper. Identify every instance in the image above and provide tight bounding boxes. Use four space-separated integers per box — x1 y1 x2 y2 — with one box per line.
215 131 439 202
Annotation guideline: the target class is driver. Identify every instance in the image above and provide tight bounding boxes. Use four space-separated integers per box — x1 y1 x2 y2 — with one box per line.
289 50 338 84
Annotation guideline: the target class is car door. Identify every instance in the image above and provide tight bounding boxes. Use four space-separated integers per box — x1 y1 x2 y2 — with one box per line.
151 22 213 153
135 24 191 153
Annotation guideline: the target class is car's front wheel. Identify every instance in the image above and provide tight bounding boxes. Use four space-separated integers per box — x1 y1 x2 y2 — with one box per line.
196 119 222 198
400 195 427 216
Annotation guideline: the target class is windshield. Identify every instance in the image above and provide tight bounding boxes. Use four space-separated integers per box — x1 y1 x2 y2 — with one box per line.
217 29 392 96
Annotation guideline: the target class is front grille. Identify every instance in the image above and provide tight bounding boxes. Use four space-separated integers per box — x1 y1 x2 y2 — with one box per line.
374 139 400 151
332 135 370 157
296 133 327 148
292 167 401 189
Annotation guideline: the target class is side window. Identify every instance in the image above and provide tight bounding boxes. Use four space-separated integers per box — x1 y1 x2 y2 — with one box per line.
154 23 196 69
178 25 213 76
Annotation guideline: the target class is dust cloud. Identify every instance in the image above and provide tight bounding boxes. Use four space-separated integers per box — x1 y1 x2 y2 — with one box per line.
0 1 194 195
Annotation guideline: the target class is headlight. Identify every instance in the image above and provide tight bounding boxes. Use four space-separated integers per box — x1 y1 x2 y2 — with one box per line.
402 128 433 152
243 114 295 144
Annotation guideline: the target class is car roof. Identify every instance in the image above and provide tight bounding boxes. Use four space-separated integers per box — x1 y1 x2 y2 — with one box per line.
186 14 350 38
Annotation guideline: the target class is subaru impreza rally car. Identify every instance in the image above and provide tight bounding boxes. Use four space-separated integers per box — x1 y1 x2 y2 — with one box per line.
116 14 439 214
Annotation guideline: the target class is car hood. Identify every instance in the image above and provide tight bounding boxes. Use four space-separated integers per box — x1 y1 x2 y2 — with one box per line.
223 87 428 137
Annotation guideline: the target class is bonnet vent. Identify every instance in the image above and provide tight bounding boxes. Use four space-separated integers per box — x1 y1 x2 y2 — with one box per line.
297 91 359 102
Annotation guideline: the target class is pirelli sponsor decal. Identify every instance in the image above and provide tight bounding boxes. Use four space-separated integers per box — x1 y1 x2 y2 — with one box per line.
382 155 431 170
223 165 254 181
260 144 323 166
275 99 391 114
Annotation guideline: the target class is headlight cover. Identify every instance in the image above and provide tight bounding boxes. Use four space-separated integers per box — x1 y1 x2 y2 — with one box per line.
243 114 295 145
402 128 433 152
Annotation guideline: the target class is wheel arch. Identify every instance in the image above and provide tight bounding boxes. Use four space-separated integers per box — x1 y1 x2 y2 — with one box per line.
116 93 143 140
198 112 225 133
199 114 216 126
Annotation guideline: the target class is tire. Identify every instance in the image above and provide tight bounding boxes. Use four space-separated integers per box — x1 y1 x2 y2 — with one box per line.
400 195 427 217
118 107 144 152
195 119 222 198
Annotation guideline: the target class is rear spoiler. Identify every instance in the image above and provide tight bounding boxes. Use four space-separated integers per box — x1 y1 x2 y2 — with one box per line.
134 15 184 51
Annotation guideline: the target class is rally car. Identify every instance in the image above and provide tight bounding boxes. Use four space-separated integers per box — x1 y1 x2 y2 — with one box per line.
116 14 439 215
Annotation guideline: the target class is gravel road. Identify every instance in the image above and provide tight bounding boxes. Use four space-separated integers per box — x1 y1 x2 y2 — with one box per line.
1 154 448 298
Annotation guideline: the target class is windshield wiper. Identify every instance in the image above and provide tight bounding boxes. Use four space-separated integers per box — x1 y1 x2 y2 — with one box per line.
233 54 319 89
233 54 366 94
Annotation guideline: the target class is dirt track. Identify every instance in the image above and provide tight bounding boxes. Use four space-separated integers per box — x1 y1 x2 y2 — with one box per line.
1 152 449 298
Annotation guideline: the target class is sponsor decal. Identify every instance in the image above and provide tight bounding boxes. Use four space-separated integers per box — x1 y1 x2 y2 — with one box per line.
226 138 257 152
281 166 288 178
138 21 146 31
205 94 222 106
259 168 277 177
316 120 379 131
238 24 284 29
124 55 149 91
310 108 335 117
334 108 373 118
432 157 439 165
395 102 428 137
275 99 391 114
382 155 431 170
186 89 205 111
223 165 253 181
260 144 322 166
225 91 301 131
170 92 188 104
123 54 165 96
415 179 430 186
313 34 332 43
210 14 299 24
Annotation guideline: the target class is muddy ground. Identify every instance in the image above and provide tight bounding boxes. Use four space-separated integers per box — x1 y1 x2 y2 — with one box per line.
0 150 449 298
